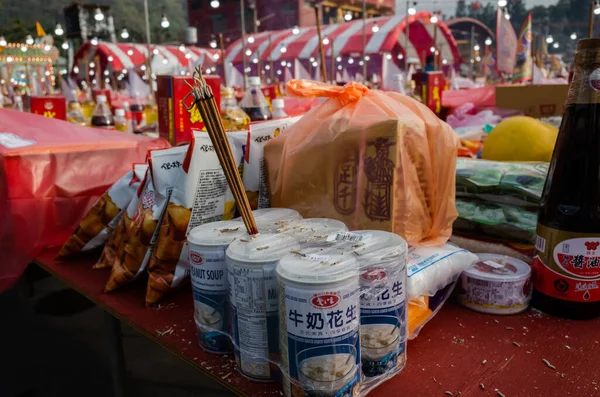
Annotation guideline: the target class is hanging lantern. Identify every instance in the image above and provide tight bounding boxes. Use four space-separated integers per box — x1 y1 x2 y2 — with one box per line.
471 1 481 10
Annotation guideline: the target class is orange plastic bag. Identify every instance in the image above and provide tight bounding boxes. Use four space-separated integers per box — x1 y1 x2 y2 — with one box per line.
265 80 460 245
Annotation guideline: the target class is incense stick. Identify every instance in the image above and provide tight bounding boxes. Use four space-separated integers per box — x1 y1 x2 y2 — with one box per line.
185 66 258 235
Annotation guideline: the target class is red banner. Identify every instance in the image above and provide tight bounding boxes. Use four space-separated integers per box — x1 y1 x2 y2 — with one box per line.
496 9 518 74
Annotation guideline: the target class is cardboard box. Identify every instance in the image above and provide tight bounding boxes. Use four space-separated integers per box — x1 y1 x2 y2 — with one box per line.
29 96 67 120
157 75 221 145
495 84 569 118
425 72 445 115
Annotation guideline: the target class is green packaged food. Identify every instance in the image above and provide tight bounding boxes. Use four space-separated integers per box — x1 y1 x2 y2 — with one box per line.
454 198 537 243
456 159 548 207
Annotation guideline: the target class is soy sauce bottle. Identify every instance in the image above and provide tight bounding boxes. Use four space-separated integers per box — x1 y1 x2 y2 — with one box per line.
90 95 115 129
239 76 272 121
532 38 600 319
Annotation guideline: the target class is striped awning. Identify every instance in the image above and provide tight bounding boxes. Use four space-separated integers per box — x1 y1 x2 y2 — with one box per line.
73 41 221 74
225 11 460 66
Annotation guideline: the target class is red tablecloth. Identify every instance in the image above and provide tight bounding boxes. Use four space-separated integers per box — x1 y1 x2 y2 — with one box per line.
0 108 168 292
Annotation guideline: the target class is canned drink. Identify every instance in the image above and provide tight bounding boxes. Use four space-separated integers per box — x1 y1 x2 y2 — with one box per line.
278 218 348 244
226 233 300 382
277 250 361 397
187 220 246 353
326 230 408 380
250 208 302 233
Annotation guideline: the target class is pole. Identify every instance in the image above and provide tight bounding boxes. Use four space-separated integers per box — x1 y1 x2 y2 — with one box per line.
240 0 248 88
530 30 535 85
432 20 438 71
470 25 475 80
315 5 327 83
405 0 410 68
590 1 595 38
269 34 274 84
362 0 367 81
96 55 104 89
330 40 335 83
252 0 258 34
219 33 227 87
143 0 153 85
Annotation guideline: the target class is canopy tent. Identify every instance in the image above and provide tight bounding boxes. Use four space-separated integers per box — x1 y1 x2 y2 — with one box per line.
73 41 220 76
225 11 460 67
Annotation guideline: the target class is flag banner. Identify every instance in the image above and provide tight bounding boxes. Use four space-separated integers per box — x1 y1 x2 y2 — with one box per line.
496 9 518 74
513 13 532 83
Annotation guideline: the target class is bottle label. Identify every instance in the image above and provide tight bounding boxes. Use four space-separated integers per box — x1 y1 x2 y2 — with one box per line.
533 224 600 302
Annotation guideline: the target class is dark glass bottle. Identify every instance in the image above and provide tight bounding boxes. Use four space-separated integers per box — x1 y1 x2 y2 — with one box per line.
532 38 600 319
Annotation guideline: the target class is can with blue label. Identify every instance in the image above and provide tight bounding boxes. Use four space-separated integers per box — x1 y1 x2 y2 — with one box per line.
187 220 246 354
277 250 361 397
227 233 300 382
352 231 408 381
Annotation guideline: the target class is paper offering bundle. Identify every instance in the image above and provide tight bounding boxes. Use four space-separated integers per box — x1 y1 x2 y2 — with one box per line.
244 117 300 210
96 166 150 270
58 163 148 259
145 131 242 306
104 145 188 292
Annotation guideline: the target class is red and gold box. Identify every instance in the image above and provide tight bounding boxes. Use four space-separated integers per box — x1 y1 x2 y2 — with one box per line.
424 72 445 115
157 75 221 145
30 96 67 120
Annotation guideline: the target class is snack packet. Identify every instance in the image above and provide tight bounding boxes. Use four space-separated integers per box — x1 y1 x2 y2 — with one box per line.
265 80 459 245
105 145 188 292
244 117 300 209
454 198 538 243
96 166 150 270
456 158 548 207
58 163 148 259
145 132 242 306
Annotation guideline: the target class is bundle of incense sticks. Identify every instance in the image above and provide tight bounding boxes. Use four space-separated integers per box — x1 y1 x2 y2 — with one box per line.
185 66 258 235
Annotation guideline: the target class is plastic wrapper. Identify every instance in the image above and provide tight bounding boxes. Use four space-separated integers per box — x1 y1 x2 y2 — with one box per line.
104 145 187 292
0 109 168 292
406 244 477 338
454 198 538 243
265 80 459 245
244 117 300 209
456 158 548 207
58 163 148 259
96 167 150 270
187 223 409 397
145 131 242 306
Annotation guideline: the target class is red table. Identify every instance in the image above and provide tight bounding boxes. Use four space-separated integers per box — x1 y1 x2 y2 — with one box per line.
36 247 600 397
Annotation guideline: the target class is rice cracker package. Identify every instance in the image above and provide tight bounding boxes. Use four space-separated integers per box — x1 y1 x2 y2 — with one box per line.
145 131 242 306
96 166 150 270
58 164 148 259
105 145 188 292
265 80 459 245
244 117 300 209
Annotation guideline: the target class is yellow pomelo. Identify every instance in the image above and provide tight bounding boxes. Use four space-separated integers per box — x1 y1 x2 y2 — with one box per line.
482 116 558 162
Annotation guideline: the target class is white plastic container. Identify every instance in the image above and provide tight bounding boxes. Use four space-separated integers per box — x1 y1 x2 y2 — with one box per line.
343 231 408 381
226 233 300 382
187 220 246 353
250 208 302 233
278 218 348 244
457 254 532 315
277 250 361 397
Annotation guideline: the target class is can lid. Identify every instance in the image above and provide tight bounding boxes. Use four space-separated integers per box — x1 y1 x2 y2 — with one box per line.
463 254 531 281
278 250 359 285
249 208 302 233
188 220 246 247
226 232 300 263
348 230 407 268
278 218 348 244
248 76 261 86
272 98 285 108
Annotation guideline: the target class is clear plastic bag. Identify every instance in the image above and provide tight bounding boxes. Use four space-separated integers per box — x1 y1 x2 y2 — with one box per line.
265 80 460 245
187 222 409 397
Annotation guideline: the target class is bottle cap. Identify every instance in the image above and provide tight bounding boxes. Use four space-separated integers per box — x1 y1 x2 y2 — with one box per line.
96 95 107 103
272 98 285 108
115 108 125 117
248 76 261 86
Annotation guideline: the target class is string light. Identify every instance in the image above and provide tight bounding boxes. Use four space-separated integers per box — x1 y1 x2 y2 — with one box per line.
348 57 354 64
54 23 64 36
336 56 342 62
25 35 34 45
245 48 252 56
153 48 159 55
179 44 186 52
248 36 255 44
265 64 270 70
185 53 192 59
397 53 404 60
91 37 99 46
62 42 69 50
386 53 392 60
213 53 219 60
474 45 480 51
430 15 438 24
553 42 560 49
94 8 104 21
127 49 134 56
498 0 507 7
338 65 343 70
161 14 170 29
344 10 352 21
292 25 300 34
372 22 379 33
211 0 220 8
210 40 217 48
408 7 416 15
107 55 114 62
442 59 448 65
73 66 79 73
571 33 577 40
311 61 318 67
0 36 6 46
485 37 492 46
121 28 129 39
253 57 259 64
546 35 554 44
281 60 287 66
595 2 600 15
280 46 287 53
323 36 330 45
